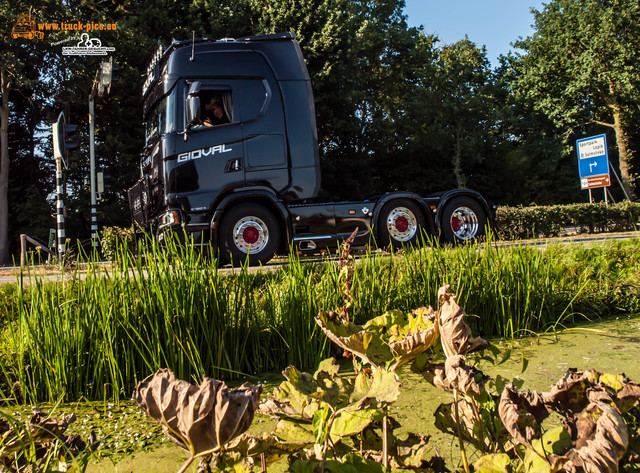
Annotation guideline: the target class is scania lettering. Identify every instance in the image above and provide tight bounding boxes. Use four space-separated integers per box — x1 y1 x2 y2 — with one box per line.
128 33 492 266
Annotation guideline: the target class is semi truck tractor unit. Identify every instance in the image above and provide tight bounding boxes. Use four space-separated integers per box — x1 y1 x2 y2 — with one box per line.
128 32 491 265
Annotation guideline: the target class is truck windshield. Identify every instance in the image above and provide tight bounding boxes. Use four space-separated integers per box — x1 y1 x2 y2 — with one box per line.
144 90 176 146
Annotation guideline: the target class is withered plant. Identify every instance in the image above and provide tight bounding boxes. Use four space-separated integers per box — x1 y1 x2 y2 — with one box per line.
0 407 97 473
132 369 262 473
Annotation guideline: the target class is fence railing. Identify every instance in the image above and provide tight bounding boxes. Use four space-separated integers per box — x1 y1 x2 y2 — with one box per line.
20 234 56 266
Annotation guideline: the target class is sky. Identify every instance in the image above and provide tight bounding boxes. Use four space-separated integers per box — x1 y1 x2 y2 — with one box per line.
402 0 545 66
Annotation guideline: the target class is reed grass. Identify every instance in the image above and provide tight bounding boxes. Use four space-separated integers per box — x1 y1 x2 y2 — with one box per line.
0 233 638 404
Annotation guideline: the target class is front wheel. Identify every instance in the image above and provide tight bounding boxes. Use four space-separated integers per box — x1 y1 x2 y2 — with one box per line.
377 199 426 249
441 197 486 243
218 203 281 266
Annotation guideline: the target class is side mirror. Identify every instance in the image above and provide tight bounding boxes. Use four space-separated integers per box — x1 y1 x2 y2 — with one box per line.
185 81 202 129
186 95 201 127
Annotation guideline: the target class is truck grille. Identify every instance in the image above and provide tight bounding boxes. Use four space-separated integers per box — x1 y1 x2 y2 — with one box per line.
128 180 148 227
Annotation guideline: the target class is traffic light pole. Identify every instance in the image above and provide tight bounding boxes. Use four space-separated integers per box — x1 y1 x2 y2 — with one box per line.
55 148 65 261
52 112 79 264
88 58 117 252
89 94 98 249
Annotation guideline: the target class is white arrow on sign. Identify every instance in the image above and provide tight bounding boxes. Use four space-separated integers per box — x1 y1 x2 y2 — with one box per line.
589 161 597 171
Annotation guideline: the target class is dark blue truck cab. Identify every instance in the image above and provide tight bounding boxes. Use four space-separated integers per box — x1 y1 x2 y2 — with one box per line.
129 32 490 265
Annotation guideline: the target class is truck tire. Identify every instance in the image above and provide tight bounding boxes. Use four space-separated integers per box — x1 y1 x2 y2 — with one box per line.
441 197 486 243
377 199 426 249
218 203 281 266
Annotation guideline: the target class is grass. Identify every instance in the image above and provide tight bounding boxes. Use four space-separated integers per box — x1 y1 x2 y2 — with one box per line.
0 233 639 404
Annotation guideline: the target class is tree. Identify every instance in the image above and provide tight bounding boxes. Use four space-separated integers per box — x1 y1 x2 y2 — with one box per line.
469 53 582 206
0 1 65 264
514 0 640 199
0 59 11 264
436 38 495 190
7 84 56 251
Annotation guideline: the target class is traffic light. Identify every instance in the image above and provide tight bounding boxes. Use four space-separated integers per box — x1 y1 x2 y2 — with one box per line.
103 172 112 190
98 56 120 96
111 62 120 84
97 171 112 193
52 112 79 163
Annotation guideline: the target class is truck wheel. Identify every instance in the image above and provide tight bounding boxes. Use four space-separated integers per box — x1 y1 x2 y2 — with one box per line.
377 199 426 249
441 197 486 243
218 203 281 266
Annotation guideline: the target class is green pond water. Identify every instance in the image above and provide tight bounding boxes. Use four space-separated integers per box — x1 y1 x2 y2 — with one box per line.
2 314 639 472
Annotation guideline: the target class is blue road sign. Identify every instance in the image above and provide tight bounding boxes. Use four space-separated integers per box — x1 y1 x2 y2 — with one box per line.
576 134 610 178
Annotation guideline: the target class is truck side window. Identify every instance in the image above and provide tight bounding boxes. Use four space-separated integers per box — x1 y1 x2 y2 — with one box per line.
200 90 233 127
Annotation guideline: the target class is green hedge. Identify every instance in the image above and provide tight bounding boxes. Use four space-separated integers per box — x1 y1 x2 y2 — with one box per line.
495 201 640 240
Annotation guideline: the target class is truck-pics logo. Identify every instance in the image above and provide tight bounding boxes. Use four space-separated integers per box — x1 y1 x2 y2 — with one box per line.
177 144 232 163
11 12 44 40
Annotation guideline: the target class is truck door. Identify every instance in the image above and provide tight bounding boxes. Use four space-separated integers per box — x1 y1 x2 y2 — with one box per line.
167 80 244 212
238 78 289 194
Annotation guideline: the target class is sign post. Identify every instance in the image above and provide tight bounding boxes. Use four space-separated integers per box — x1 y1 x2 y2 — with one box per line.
576 134 610 203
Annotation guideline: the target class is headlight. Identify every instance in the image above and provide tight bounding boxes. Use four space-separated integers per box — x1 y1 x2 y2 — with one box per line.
159 210 181 228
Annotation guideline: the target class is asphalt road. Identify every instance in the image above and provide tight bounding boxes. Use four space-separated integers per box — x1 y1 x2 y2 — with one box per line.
1 230 638 286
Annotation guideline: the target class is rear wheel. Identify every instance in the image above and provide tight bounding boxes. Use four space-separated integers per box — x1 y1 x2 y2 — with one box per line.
218 203 281 266
377 199 426 249
441 197 486 243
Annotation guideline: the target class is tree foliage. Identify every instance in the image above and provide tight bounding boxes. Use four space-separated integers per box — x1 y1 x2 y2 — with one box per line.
514 0 640 199
437 38 494 190
0 0 67 263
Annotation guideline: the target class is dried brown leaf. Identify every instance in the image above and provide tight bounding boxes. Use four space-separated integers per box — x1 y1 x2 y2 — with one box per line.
598 372 640 414
498 370 636 472
498 383 549 446
541 369 596 415
28 408 77 441
421 355 487 395
566 401 629 473
225 432 310 465
437 285 488 357
0 408 93 471
434 397 486 449
132 368 262 456
258 399 299 419
543 369 640 417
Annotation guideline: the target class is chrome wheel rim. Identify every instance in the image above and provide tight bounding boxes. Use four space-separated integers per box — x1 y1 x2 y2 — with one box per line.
386 207 417 242
232 216 269 254
449 206 479 240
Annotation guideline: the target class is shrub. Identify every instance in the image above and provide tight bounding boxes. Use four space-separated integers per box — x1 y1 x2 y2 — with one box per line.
100 226 135 261
495 201 640 240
